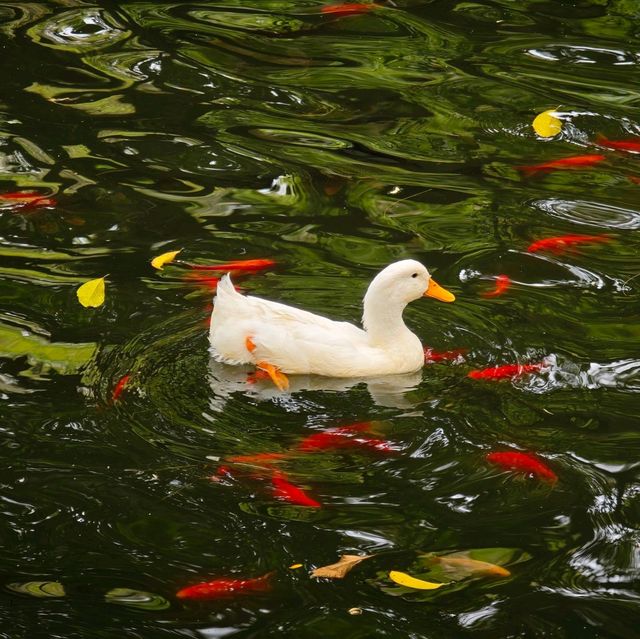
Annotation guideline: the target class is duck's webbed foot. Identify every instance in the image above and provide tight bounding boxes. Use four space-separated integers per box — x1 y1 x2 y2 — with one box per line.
256 361 289 391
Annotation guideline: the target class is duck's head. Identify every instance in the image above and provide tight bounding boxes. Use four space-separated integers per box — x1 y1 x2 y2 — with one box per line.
368 259 455 305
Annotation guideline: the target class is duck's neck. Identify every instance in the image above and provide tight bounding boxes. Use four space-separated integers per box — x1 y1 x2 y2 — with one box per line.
362 290 413 345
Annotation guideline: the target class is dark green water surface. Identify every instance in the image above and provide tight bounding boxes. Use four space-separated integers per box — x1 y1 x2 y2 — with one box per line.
1 1 640 637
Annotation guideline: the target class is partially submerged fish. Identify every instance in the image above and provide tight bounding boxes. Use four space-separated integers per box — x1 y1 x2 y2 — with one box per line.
467 363 543 380
0 191 55 209
176 571 274 599
298 422 395 453
486 451 558 483
481 274 511 298
111 374 131 402
189 259 275 273
423 347 467 364
272 471 321 508
424 553 511 578
517 154 605 176
320 3 378 15
527 234 611 254
596 135 640 153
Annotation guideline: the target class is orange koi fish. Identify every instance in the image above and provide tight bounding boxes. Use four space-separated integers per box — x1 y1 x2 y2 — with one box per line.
423 347 467 364
111 374 131 402
272 472 321 508
184 273 221 290
467 363 542 380
481 274 511 298
596 135 640 153
486 451 557 483
190 259 275 273
227 452 288 465
298 423 395 453
517 154 605 176
320 3 378 15
424 553 511 577
176 571 274 599
527 234 611 254
0 191 55 208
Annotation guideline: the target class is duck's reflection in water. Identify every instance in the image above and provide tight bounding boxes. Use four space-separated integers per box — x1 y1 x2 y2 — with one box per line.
207 358 423 411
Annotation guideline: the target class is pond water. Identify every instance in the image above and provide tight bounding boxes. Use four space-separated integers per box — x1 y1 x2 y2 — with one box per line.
1 1 639 637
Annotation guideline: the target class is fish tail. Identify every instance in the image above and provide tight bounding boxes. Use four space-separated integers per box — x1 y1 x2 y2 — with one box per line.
517 165 540 178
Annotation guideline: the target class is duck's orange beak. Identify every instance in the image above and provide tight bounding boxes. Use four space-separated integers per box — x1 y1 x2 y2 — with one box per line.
424 278 455 303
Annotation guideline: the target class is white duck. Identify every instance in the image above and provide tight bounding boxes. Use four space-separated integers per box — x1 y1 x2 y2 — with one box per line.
209 259 455 390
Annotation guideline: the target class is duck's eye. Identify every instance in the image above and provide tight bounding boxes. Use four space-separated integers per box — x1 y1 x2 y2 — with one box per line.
411 273 418 278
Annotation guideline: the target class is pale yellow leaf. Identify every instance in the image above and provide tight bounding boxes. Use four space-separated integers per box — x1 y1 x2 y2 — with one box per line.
311 554 371 579
77 277 106 308
151 249 181 270
532 110 562 138
388 570 445 590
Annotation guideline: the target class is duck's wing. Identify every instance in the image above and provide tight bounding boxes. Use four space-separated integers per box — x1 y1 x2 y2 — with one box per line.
210 275 366 371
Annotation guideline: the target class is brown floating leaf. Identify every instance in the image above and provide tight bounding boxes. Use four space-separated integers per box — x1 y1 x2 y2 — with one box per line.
311 554 371 579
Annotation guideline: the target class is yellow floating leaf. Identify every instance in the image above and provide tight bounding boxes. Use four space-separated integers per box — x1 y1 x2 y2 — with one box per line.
289 563 303 570
77 277 106 308
532 110 562 138
151 249 181 270
388 570 445 590
311 554 371 579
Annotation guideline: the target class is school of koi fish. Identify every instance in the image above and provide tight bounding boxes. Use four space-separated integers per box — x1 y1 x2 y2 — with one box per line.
2 1 635 605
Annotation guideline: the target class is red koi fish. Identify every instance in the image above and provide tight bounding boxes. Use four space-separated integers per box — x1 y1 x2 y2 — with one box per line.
486 451 558 483
190 259 275 273
527 234 611 254
481 274 511 298
176 571 274 599
517 154 605 176
0 191 55 209
272 472 321 508
596 135 640 153
320 3 377 15
424 347 467 363
468 363 542 380
227 452 288 465
111 374 131 402
184 273 221 291
298 422 395 454
298 431 394 453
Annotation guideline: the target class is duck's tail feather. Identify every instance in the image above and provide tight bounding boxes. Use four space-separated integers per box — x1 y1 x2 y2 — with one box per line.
215 273 240 302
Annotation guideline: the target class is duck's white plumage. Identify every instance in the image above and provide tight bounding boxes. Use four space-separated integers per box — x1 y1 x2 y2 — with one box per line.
208 259 454 379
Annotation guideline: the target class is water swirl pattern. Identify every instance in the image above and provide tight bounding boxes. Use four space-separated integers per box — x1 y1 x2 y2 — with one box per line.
0 1 639 637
